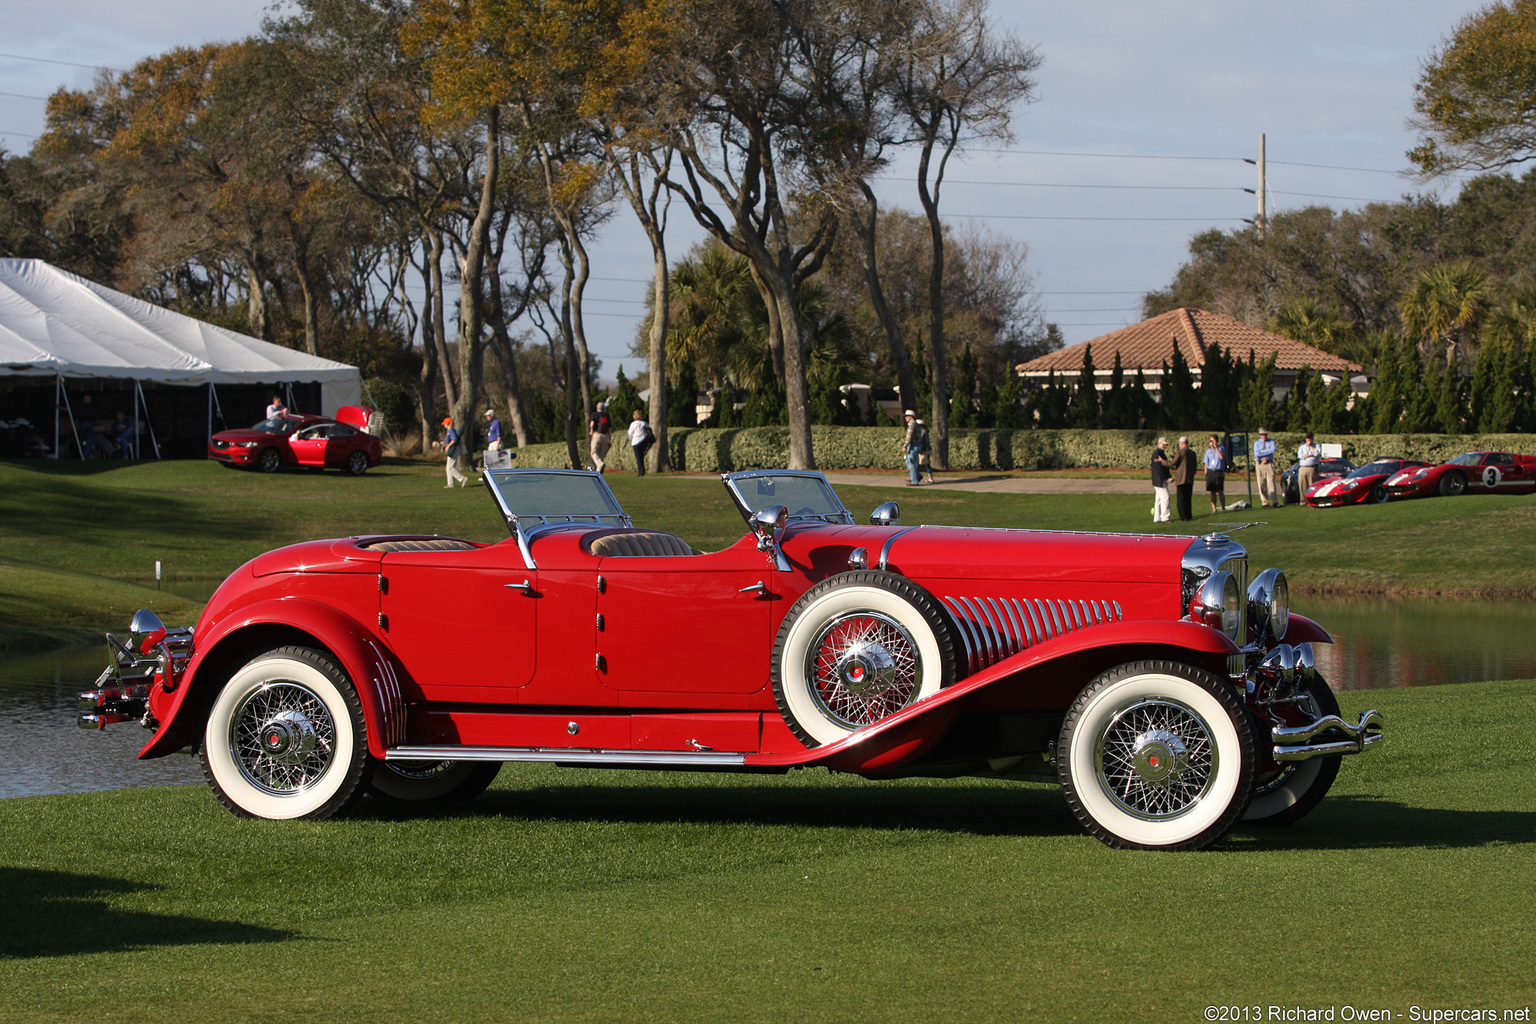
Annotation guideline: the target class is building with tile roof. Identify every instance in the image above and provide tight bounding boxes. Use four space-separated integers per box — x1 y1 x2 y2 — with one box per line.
1016 307 1366 400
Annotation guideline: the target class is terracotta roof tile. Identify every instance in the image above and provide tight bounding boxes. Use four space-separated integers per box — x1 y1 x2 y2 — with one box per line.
1017 308 1362 376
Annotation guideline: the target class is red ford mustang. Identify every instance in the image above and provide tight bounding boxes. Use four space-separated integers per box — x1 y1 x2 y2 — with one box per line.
81 469 1383 850
1304 459 1430 507
1384 451 1536 499
208 405 380 475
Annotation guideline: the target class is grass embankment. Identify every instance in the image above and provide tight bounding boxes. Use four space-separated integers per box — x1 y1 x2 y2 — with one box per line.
1 681 1532 1020
3 457 1534 650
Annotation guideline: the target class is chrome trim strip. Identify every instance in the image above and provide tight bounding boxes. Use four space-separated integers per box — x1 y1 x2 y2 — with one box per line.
878 525 921 572
1023 600 1044 643
1000 598 1028 649
959 597 1000 665
942 597 982 672
1049 599 1066 637
988 598 1021 652
385 745 749 767
1113 600 1123 620
979 598 1017 660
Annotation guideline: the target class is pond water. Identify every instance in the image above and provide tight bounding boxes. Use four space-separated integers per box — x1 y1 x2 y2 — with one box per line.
3 596 1534 800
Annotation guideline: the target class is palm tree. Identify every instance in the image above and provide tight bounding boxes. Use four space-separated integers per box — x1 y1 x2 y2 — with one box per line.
1268 299 1368 363
1399 261 1489 371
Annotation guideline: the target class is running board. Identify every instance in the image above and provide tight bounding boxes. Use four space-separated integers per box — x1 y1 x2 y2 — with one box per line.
385 745 748 768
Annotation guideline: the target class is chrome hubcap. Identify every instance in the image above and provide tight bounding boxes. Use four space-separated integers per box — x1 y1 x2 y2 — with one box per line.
808 611 920 727
230 681 336 795
1095 698 1217 820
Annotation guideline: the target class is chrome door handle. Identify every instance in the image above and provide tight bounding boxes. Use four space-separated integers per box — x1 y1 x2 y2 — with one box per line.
505 579 533 593
739 581 766 594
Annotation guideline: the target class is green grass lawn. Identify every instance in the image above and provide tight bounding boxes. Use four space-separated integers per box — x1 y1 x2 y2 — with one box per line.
1 681 1532 1022
3 456 1535 648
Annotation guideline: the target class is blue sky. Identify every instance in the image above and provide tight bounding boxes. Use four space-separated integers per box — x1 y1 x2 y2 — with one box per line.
0 0 1493 379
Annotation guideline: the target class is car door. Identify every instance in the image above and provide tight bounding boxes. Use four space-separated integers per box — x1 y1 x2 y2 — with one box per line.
379 541 537 703
288 424 331 468
594 546 773 696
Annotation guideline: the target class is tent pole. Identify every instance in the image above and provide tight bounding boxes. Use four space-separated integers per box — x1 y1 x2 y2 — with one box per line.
136 380 161 459
58 375 84 460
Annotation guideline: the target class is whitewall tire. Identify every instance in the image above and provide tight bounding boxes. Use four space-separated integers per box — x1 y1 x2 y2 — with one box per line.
370 760 501 804
771 572 957 747
1242 675 1342 826
201 646 371 820
1058 660 1255 850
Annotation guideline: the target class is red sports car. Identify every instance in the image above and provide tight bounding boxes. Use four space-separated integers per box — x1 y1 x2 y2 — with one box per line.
1304 459 1430 507
81 468 1383 850
1384 451 1536 499
208 405 380 475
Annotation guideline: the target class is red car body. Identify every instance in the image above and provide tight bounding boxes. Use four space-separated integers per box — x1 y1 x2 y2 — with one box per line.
208 405 380 475
1384 451 1536 499
1304 459 1430 507
82 469 1382 850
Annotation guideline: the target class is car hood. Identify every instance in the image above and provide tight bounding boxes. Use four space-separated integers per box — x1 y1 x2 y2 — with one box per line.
788 524 1189 585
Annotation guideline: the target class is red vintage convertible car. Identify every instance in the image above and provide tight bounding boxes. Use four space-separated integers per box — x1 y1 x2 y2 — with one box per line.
1304 458 1430 507
81 469 1382 850
1384 451 1536 498
208 406 380 475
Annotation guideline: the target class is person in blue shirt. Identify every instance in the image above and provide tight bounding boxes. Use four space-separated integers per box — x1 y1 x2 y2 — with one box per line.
1252 427 1278 507
442 417 469 488
484 408 503 451
1203 433 1227 514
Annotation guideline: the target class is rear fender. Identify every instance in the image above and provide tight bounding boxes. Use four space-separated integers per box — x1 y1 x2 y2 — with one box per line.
138 598 405 760
751 618 1239 774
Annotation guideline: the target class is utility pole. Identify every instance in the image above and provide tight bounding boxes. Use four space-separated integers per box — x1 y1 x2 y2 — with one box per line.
1241 133 1265 241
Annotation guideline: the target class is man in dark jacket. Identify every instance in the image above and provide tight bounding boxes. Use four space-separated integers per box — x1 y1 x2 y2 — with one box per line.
1171 435 1195 522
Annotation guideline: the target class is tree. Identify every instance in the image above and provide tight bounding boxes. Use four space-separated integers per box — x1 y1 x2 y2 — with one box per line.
1399 261 1489 370
1068 343 1098 428
1237 352 1278 432
1409 0 1536 177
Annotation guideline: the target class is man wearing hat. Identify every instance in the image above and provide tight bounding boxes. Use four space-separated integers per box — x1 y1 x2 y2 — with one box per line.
588 400 612 473
442 416 469 488
1253 427 1278 507
901 409 922 485
484 407 503 452
1296 431 1322 500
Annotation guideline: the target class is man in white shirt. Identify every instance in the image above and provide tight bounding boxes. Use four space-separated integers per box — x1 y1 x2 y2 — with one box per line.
1296 431 1322 499
1253 427 1278 507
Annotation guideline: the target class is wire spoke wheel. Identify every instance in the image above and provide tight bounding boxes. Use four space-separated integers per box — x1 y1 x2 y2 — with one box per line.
1094 698 1216 819
807 611 920 728
228 680 338 796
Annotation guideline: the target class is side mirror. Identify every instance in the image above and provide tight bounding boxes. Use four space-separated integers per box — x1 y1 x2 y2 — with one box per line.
870 501 900 527
750 505 790 571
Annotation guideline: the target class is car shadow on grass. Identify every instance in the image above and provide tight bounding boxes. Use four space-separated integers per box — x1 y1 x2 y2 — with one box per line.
1230 795 1536 851
0 866 294 959
358 778 1079 838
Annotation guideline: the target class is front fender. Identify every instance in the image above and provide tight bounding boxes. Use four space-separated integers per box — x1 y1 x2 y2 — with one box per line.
1283 613 1333 646
139 598 406 760
750 618 1239 774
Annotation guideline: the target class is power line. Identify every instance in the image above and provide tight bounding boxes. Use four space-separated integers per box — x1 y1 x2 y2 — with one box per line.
0 129 39 140
889 175 1240 193
0 51 126 73
0 90 49 101
973 146 1242 163
953 214 1249 222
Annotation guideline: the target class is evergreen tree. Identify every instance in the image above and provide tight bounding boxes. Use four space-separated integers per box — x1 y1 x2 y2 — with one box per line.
1130 369 1155 428
1367 336 1405 434
993 367 1026 427
1238 352 1278 432
1100 351 1131 428
740 376 788 427
607 366 643 427
1487 340 1520 432
1069 344 1099 428
1468 338 1501 432
1432 358 1466 434
1162 346 1197 428
950 346 979 428
667 360 700 428
975 364 999 428
1311 371 1351 434
1286 370 1312 432
1402 345 1437 433
1198 341 1239 428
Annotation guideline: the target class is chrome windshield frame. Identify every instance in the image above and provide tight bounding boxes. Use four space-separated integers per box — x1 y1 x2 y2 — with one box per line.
485 468 634 570
721 469 855 529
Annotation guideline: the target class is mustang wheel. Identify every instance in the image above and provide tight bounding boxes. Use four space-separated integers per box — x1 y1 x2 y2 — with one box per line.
1242 675 1342 826
1058 660 1255 850
1439 470 1466 496
201 645 371 820
256 447 282 473
370 760 501 803
772 571 958 746
344 450 370 476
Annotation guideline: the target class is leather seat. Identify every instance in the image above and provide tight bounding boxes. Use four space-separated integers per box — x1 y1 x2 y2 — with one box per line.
364 537 478 552
585 530 698 557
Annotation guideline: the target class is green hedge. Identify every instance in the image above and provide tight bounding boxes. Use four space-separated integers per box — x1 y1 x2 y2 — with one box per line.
501 427 1534 472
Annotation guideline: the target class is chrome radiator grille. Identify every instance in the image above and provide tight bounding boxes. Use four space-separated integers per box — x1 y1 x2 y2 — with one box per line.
941 595 1123 675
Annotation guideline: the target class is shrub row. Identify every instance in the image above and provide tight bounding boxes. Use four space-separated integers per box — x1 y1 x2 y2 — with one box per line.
499 427 1533 472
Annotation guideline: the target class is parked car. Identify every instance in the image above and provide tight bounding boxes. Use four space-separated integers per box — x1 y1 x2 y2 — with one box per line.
1384 451 1536 499
1280 457 1354 505
208 406 380 475
1304 459 1430 507
81 468 1383 850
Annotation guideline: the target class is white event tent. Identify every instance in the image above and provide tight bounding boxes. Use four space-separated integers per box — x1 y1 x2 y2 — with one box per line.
0 258 362 458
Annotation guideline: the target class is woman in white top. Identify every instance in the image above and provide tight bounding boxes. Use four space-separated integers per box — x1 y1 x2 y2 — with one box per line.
626 408 653 476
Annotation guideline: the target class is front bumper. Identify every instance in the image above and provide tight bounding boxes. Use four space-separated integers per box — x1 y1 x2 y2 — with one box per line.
1272 709 1386 760
77 610 193 729
1244 642 1385 763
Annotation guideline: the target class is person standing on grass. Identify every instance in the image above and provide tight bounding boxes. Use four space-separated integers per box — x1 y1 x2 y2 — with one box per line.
1150 437 1172 523
1253 427 1278 507
1204 434 1227 514
442 417 469 488
627 408 653 476
901 409 922 486
588 401 612 473
1296 431 1321 501
915 419 935 483
1171 436 1195 521
484 408 503 451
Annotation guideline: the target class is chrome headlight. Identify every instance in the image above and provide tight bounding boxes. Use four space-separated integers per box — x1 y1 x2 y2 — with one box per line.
1190 570 1241 641
1247 568 1289 643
